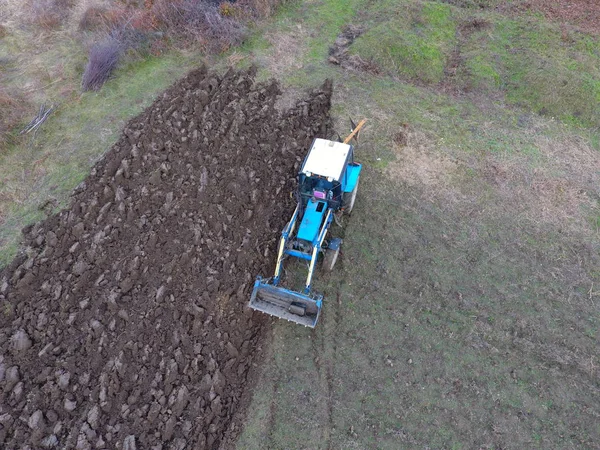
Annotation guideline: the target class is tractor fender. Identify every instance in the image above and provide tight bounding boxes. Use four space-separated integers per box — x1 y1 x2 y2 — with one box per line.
343 162 362 193
328 237 343 250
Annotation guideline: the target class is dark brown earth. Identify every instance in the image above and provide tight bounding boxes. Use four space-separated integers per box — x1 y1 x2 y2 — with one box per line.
0 66 332 449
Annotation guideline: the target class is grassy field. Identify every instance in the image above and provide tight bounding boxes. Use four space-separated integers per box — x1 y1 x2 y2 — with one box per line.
230 0 600 448
1 0 600 448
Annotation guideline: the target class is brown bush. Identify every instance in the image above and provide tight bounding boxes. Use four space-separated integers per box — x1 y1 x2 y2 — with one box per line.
79 5 134 32
27 0 74 30
81 38 122 91
0 24 7 39
240 0 283 18
130 9 159 31
79 6 111 31
150 37 168 56
154 0 246 52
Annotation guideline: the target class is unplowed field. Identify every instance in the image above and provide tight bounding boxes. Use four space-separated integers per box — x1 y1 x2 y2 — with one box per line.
0 67 332 449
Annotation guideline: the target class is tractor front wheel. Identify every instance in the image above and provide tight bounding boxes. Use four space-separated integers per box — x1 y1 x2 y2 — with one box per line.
343 176 360 214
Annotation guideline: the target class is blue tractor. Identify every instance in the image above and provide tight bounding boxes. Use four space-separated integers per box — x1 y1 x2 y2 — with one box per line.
249 119 366 327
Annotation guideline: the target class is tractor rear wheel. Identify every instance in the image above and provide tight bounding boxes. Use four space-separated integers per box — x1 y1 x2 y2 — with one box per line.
343 176 360 214
323 246 340 272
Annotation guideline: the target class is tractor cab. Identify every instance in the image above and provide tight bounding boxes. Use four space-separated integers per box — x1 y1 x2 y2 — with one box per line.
296 138 354 243
298 138 356 208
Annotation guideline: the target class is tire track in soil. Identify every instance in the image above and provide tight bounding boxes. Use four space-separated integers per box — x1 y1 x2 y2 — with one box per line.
0 67 333 450
310 322 331 449
313 257 346 449
263 326 281 449
264 378 280 448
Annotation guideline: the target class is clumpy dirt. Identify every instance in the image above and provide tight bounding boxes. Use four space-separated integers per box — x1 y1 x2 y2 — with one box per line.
0 66 332 449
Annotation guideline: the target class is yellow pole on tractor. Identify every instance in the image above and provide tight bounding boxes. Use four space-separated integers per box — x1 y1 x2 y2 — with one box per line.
344 118 367 144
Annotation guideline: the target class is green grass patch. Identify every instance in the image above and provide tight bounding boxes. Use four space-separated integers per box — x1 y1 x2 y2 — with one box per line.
350 1 457 84
299 0 366 61
344 1 600 126
0 204 45 267
461 16 600 126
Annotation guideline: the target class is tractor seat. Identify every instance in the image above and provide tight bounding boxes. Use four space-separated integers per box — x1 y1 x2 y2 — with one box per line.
313 189 326 200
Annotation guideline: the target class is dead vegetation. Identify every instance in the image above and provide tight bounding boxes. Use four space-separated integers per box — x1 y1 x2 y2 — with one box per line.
4 0 286 94
81 37 121 91
154 0 247 52
0 89 29 150
25 0 76 30
518 0 600 35
388 127 600 238
0 0 287 139
73 0 284 89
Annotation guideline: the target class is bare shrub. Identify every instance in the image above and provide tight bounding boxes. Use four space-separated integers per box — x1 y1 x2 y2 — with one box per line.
241 0 284 18
130 8 160 32
27 0 75 29
115 26 154 58
202 7 246 50
154 0 246 52
81 38 122 91
79 6 112 31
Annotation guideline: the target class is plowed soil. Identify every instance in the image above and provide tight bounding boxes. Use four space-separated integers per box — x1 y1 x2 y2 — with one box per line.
0 66 332 449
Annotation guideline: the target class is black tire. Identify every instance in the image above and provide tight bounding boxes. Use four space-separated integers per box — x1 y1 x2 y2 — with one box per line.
323 246 340 272
343 176 360 214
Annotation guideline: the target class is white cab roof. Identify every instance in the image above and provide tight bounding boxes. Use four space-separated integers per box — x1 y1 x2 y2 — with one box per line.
301 138 351 182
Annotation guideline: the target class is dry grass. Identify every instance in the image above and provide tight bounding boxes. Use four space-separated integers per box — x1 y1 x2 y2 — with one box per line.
484 157 595 233
25 0 76 30
262 27 307 77
244 0 284 18
78 5 113 31
0 89 28 150
386 126 600 239
388 129 460 193
521 0 600 35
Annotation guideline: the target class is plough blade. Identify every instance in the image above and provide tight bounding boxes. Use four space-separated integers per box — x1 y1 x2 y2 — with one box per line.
249 278 322 328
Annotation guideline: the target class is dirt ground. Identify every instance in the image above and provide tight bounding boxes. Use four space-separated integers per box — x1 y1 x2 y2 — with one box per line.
0 67 332 449
518 0 600 34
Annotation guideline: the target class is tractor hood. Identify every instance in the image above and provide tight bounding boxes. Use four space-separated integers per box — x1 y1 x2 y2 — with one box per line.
297 200 327 243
